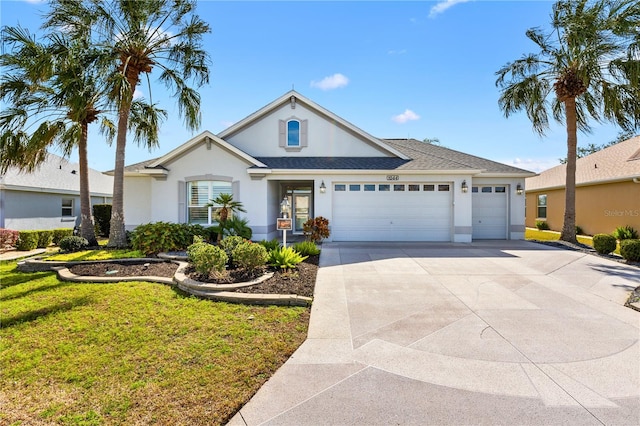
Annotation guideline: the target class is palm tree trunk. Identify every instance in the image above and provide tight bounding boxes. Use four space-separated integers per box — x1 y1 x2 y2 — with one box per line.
107 99 131 248
78 122 98 246
560 97 578 243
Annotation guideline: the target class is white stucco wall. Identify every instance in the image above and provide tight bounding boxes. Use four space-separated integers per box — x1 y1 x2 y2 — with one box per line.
122 177 152 230
226 103 392 158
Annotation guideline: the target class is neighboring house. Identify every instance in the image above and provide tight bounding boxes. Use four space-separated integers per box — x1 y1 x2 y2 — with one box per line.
0 153 113 231
525 136 640 235
117 91 534 242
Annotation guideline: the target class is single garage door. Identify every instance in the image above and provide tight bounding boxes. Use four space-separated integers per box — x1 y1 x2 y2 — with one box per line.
472 185 508 239
332 182 452 241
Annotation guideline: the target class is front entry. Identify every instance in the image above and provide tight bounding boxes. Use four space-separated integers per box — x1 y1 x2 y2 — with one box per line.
281 183 313 234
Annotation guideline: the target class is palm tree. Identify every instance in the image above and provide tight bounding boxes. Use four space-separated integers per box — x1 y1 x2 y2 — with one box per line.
207 193 246 242
496 0 640 243
45 0 211 247
0 26 113 246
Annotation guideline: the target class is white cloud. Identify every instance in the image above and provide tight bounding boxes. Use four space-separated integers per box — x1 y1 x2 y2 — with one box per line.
392 109 420 124
429 0 472 18
506 157 560 173
310 73 349 91
133 88 144 100
387 49 407 55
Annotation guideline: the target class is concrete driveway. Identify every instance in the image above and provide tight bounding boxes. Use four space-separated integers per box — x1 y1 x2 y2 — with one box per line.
229 241 640 425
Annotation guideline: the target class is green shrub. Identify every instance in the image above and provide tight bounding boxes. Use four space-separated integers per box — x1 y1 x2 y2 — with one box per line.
232 241 268 273
93 204 112 237
535 220 550 231
258 238 280 251
219 236 245 264
575 225 584 236
187 240 228 275
620 239 640 262
613 226 639 241
52 228 74 245
130 222 208 255
215 216 252 240
292 241 320 256
0 228 20 249
303 216 330 243
59 236 89 253
36 230 54 248
16 231 39 251
268 246 307 270
593 234 617 255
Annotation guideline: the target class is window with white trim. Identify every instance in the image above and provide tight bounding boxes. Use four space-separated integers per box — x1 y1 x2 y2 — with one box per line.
61 198 74 216
187 180 233 225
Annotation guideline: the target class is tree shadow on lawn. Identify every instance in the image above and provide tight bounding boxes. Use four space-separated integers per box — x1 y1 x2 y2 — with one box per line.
0 281 75 302
0 271 55 289
2 296 91 328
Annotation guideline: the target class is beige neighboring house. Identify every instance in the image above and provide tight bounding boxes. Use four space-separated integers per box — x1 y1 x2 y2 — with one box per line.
525 136 640 235
0 153 113 231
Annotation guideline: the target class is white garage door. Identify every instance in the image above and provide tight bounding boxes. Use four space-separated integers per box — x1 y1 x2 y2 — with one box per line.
332 182 452 241
472 185 508 239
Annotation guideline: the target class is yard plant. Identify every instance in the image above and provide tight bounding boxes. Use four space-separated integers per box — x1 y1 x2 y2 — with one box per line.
268 246 308 270
613 226 639 241
0 260 309 425
620 239 640 262
593 233 617 255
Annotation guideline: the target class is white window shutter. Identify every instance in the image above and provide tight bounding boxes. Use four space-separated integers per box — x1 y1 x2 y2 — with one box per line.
301 119 308 147
178 181 186 223
279 120 286 147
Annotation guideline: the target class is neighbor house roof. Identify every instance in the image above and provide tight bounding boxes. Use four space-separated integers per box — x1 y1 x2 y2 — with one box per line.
0 152 113 196
526 136 640 191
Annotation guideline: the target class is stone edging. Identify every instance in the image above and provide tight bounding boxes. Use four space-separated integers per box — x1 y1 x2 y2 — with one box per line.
20 257 312 307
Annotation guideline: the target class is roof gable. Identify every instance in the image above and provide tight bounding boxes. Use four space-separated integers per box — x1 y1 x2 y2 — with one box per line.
218 90 409 160
146 130 266 170
527 136 640 190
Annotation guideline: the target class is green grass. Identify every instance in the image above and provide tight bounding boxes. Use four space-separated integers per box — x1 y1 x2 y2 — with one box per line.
44 249 146 261
0 261 309 425
525 228 621 254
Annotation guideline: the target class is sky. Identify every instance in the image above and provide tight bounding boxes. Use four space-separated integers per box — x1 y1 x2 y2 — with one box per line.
0 0 628 173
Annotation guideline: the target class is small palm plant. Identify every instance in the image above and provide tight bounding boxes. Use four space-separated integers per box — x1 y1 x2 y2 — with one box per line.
206 193 246 242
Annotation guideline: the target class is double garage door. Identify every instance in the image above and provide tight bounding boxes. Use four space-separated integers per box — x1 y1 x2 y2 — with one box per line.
332 182 452 241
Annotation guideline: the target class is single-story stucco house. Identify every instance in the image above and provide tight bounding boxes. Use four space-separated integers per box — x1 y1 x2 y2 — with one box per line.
0 153 113 231
526 136 640 236
118 91 534 242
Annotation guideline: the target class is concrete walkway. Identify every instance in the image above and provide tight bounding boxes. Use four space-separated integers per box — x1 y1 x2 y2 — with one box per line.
229 241 640 425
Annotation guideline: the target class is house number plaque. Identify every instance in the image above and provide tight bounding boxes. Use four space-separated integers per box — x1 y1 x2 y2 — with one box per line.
386 175 399 181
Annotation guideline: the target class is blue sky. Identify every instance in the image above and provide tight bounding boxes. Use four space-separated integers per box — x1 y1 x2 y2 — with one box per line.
0 0 625 173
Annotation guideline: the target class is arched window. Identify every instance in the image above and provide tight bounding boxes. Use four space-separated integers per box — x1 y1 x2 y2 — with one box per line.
287 120 300 147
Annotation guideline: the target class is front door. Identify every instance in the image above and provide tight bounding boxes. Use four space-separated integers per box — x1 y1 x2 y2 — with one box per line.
293 194 310 233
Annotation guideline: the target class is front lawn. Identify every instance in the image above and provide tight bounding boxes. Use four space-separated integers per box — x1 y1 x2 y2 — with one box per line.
525 228 621 254
0 261 309 425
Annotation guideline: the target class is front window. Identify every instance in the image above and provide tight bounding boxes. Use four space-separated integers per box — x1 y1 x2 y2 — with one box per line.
537 194 547 218
61 198 73 216
287 120 300 147
187 180 233 225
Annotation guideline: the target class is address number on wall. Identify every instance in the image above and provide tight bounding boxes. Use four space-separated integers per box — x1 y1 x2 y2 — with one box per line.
386 175 400 181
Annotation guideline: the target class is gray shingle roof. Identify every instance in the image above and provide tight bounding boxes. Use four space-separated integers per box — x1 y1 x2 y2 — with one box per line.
385 139 534 174
0 152 113 195
253 157 409 170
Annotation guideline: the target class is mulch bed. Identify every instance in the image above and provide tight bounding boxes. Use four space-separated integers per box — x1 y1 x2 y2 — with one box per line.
68 256 320 298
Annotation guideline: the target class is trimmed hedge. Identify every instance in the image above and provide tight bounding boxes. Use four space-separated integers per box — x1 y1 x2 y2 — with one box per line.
130 222 208 255
37 230 54 248
93 204 112 237
59 236 89 252
52 228 74 245
593 234 617 255
16 231 39 251
620 239 640 262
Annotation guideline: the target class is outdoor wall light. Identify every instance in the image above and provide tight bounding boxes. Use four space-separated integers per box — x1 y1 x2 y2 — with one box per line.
461 180 468 193
516 183 524 195
280 196 290 218
319 180 326 193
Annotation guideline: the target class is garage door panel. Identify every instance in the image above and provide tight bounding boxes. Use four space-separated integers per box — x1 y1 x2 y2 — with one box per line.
332 183 452 241
472 186 507 239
